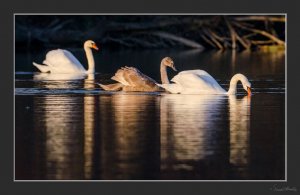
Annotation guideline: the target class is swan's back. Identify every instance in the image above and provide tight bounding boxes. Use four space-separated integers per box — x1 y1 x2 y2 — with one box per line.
171 69 225 94
112 67 159 89
43 49 86 73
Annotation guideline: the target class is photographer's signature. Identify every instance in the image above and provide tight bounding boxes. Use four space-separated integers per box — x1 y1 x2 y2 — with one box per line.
270 184 298 192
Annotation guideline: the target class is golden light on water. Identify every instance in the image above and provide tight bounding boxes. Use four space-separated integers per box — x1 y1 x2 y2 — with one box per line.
98 94 159 179
31 93 253 179
229 95 251 177
34 96 84 180
83 95 96 179
160 94 225 172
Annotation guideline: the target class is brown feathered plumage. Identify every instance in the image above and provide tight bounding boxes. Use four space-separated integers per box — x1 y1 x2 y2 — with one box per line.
98 57 176 92
100 66 163 92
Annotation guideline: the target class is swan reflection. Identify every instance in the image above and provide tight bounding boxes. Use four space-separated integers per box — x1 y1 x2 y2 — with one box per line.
160 94 251 178
160 94 226 172
229 95 251 177
98 94 160 179
33 73 98 90
33 95 84 179
83 74 96 179
33 73 87 81
33 73 86 89
32 72 98 180
84 74 96 89
31 89 251 179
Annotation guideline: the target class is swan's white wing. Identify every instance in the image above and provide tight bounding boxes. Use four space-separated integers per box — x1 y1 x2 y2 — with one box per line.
177 69 211 76
171 70 225 94
43 49 86 73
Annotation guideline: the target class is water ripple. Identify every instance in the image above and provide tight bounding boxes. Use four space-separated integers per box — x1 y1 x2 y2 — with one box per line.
15 88 162 96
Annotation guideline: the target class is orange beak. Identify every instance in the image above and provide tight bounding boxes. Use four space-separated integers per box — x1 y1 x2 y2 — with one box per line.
92 44 99 50
247 87 252 95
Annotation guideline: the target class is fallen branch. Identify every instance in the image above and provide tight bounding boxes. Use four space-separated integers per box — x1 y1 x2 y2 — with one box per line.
250 40 276 45
207 29 229 42
233 16 285 23
242 33 257 39
105 37 134 47
235 34 251 50
200 34 217 48
150 31 204 49
202 28 224 50
224 17 237 49
233 21 285 45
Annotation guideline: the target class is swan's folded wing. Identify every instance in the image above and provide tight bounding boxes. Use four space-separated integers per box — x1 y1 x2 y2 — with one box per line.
112 67 157 88
177 69 212 77
44 49 86 73
171 72 222 92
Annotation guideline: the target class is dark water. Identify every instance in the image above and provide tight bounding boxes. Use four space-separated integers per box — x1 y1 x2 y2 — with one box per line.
15 49 285 180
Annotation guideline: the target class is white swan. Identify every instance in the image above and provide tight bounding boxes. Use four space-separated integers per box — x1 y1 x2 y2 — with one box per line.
158 70 251 95
32 40 99 74
98 57 177 92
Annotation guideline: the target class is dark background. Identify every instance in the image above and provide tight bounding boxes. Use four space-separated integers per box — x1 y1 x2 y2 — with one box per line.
14 14 286 75
1 0 299 195
14 15 285 50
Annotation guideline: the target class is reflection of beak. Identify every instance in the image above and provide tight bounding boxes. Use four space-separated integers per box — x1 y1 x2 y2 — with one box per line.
92 44 99 50
171 66 177 71
247 87 252 95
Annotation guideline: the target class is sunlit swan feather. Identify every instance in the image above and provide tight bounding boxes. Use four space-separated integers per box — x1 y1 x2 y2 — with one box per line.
33 40 99 74
158 70 251 95
99 57 177 92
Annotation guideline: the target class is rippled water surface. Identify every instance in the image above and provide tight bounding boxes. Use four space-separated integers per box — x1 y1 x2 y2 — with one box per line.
15 49 285 180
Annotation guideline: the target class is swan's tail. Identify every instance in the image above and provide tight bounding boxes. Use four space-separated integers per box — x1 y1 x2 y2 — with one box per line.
33 62 51 73
111 68 131 86
98 83 124 91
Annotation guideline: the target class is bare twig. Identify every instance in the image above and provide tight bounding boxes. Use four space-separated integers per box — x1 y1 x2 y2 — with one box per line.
203 28 224 50
233 16 285 23
200 34 217 48
224 17 237 49
233 21 285 45
235 34 251 50
242 33 257 39
150 31 204 49
250 40 276 45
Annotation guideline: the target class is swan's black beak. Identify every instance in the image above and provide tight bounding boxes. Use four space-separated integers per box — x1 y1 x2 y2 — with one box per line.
247 87 252 96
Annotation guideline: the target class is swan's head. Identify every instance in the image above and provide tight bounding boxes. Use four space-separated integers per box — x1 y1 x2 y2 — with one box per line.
229 73 252 95
162 57 177 71
84 40 99 50
237 73 252 95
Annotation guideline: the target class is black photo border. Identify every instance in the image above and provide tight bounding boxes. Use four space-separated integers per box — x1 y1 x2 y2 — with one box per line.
2 0 299 195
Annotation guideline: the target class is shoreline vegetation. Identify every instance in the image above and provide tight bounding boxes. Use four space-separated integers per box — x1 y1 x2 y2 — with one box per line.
15 15 285 51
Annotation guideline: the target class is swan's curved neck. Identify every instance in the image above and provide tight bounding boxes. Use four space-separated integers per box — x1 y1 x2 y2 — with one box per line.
160 62 169 84
227 74 247 95
84 47 95 73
